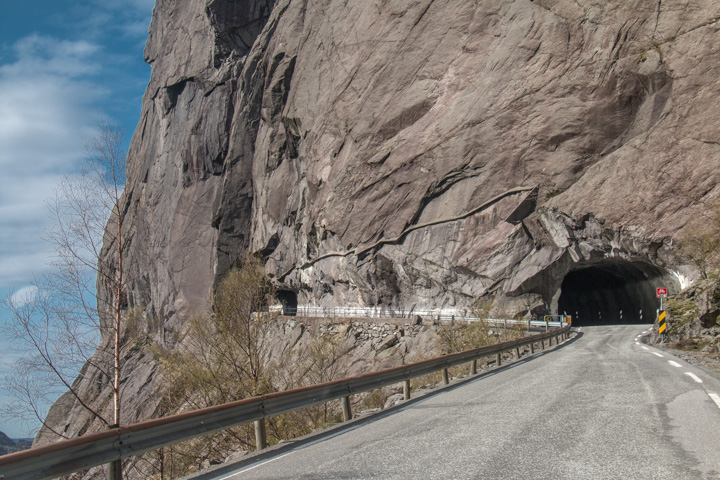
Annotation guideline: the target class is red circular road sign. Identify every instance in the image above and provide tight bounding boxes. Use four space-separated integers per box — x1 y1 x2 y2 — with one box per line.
656 287 667 297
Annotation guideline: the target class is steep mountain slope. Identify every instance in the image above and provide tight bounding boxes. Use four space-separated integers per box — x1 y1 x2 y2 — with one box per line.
39 0 720 447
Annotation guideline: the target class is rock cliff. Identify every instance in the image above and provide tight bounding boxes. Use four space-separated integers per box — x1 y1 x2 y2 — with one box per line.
0 430 31 455
40 0 720 449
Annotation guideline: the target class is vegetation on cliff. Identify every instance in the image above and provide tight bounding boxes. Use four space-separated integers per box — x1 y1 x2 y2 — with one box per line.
653 202 720 366
151 255 356 475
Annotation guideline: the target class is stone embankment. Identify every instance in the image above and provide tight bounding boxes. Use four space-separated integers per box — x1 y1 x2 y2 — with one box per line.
270 316 445 379
270 314 522 382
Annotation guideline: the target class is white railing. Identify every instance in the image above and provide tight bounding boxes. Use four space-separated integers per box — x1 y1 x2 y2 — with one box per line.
270 305 571 328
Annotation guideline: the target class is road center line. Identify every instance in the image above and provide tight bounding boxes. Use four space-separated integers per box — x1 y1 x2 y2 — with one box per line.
652 352 664 357
668 361 682 368
685 372 703 384
709 393 720 409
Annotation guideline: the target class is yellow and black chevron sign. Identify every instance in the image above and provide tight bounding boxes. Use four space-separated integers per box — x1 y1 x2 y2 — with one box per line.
658 310 667 334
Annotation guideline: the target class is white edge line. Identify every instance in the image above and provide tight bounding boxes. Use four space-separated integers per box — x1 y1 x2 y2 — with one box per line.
668 360 682 368
709 393 720 409
652 352 664 357
223 451 294 479
641 346 649 350
685 372 703 384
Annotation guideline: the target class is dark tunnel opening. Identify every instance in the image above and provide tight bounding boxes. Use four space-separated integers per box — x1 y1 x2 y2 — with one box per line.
276 290 298 316
557 261 673 326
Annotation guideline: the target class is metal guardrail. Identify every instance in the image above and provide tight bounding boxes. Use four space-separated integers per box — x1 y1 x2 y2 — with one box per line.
0 325 571 480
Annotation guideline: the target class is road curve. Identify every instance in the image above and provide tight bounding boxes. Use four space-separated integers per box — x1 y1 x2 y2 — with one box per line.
190 325 720 480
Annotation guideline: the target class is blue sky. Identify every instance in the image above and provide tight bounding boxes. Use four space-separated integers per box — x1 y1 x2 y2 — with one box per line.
0 0 154 439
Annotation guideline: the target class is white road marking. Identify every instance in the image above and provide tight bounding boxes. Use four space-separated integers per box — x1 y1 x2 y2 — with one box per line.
668 361 682 368
635 341 640 345
641 346 649 351
685 372 703 384
652 352 664 357
709 393 720 409
224 452 294 478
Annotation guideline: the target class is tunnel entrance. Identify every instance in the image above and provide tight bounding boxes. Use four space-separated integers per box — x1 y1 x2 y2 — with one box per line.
276 290 298 316
557 261 673 326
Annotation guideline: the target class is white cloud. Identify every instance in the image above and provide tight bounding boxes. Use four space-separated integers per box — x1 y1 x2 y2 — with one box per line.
8 286 39 307
5 35 100 77
0 2 154 440
0 35 104 289
88 0 155 42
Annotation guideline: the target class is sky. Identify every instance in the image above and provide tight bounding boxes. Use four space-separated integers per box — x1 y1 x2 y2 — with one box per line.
0 0 155 439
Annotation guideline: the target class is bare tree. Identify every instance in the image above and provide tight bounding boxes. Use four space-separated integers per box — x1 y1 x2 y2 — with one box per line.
155 254 278 471
678 202 720 279
2 123 129 449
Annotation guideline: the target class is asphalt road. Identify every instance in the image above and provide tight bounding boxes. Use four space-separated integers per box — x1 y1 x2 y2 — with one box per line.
191 325 720 480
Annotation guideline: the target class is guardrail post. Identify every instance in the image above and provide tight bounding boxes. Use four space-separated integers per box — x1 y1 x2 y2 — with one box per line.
541 339 545 350
108 459 121 480
545 319 549 332
530 342 535 354
403 380 411 400
515 347 520 359
442 368 450 385
496 353 502 366
470 359 477 375
254 419 267 451
342 395 352 421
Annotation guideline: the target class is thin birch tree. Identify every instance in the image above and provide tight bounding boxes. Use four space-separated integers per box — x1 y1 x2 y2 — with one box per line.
2 122 129 446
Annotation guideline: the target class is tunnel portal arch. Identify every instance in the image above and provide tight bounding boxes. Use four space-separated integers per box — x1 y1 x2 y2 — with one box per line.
557 260 677 326
276 290 298 316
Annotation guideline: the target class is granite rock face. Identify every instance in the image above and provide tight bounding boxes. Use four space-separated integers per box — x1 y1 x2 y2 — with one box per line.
40 0 720 450
123 0 720 325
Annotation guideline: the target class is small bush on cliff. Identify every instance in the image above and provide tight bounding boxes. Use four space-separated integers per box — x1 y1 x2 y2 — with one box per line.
438 320 494 354
156 254 276 469
437 296 530 354
664 272 720 340
659 201 720 353
438 297 495 354
678 202 720 279
153 256 354 476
